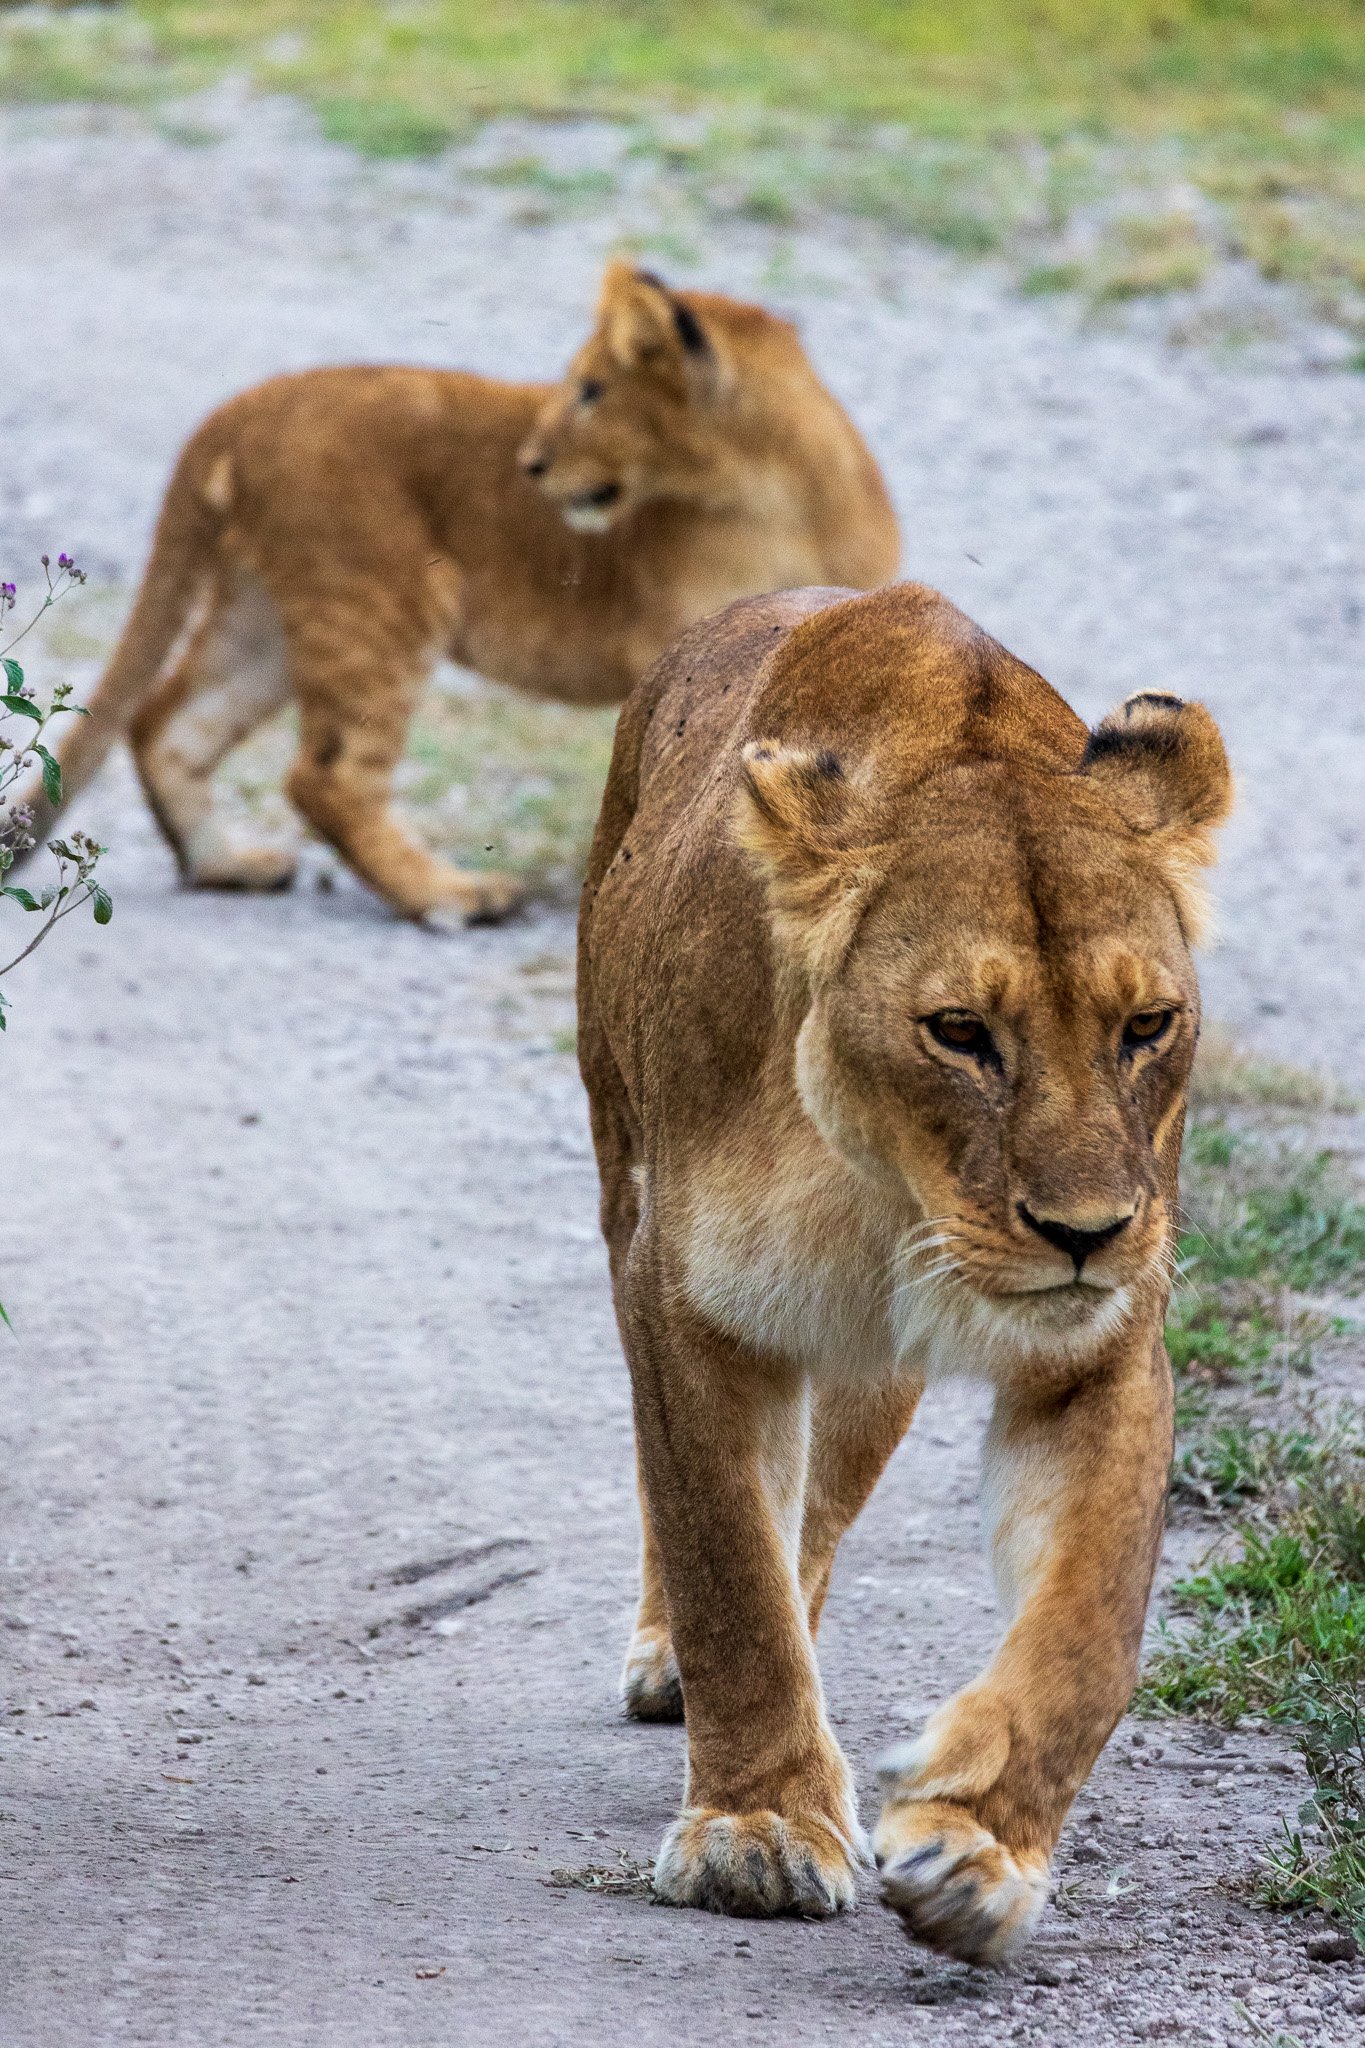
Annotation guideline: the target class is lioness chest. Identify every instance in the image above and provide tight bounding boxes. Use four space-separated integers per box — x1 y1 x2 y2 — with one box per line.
674 1136 935 1383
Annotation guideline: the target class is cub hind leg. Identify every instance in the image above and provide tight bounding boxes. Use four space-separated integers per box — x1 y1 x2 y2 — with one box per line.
282 600 522 925
130 566 297 890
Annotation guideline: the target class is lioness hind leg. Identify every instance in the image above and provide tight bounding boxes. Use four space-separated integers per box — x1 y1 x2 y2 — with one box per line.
622 1463 684 1723
623 1375 922 1724
621 1252 862 1919
130 569 297 890
800 1376 924 1634
873 1349 1171 1964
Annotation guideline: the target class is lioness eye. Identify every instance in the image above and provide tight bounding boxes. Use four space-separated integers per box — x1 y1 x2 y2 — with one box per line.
926 1012 995 1061
1123 1009 1174 1048
579 378 604 405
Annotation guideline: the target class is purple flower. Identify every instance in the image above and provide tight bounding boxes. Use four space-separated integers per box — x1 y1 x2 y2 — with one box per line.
57 553 72 570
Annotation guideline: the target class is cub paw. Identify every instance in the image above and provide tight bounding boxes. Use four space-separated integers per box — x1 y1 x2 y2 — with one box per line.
654 1807 862 1919
421 870 524 929
621 1632 684 1723
187 843 298 892
873 1797 1047 1965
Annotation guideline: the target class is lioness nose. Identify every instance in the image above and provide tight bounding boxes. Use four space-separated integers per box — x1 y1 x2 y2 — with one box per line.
518 447 548 477
1017 1203 1136 1270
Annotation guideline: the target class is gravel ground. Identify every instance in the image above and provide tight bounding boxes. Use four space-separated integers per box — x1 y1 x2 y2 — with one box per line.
2 94 1364 2047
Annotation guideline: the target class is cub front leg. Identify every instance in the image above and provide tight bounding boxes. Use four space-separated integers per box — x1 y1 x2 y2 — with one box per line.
621 1243 863 1917
874 1339 1172 1963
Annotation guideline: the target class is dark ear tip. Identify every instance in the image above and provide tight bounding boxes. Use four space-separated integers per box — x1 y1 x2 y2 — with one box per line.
670 298 710 357
1123 691 1185 716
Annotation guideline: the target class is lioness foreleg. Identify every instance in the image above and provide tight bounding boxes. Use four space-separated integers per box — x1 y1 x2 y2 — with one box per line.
874 1342 1171 1963
623 1250 863 1918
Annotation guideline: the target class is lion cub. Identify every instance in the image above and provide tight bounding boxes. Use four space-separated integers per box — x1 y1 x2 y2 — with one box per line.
32 263 898 922
579 583 1231 1961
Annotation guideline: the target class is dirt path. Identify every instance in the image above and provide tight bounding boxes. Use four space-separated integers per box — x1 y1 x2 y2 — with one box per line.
2 99 1364 2045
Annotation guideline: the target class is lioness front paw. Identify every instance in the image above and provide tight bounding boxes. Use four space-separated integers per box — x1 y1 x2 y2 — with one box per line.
873 1797 1047 1964
621 1631 684 1723
653 1807 862 1919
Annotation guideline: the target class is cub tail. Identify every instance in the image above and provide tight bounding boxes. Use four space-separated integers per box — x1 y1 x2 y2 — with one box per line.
15 433 232 854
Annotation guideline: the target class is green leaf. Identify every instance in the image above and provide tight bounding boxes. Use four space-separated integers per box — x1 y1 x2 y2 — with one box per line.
1 658 22 689
1 693 42 723
35 745 61 805
0 1299 12 1334
90 884 112 926
2 885 41 912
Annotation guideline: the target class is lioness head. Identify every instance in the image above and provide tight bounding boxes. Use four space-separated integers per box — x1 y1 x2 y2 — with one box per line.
738 682 1232 1359
518 260 737 532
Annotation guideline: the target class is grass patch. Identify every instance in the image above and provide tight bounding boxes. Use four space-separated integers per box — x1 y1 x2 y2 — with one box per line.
316 95 456 158
1142 1105 1365 1937
5 5 1365 318
1171 1415 1329 1513
1263 1681 1365 1943
403 683 616 896
1192 1024 1361 1116
1179 1120 1365 1297
1089 209 1211 300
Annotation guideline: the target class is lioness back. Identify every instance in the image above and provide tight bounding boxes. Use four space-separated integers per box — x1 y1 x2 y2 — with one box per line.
578 582 1229 1961
30 265 898 927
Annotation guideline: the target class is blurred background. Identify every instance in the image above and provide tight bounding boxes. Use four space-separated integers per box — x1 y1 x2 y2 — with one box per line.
2 1 1364 1071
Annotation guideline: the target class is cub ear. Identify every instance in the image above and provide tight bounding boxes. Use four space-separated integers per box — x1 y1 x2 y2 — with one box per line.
735 741 884 975
1081 692 1233 941
598 259 718 380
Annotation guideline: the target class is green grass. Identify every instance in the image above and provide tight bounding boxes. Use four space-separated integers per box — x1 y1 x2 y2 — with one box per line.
1179 1121 1365 1297
1143 1111 1365 1936
5 4 1365 319
1171 1416 1328 1511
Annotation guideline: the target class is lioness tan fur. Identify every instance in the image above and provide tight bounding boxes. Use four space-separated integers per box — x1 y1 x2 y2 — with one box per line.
578 583 1231 1961
30 263 897 921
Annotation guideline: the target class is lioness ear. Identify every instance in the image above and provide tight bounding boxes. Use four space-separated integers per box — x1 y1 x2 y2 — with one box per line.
598 260 718 380
736 741 883 975
1082 692 1233 942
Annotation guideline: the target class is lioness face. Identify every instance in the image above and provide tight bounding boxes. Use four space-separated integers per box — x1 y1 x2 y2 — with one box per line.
518 262 730 533
739 693 1232 1362
799 769 1195 1347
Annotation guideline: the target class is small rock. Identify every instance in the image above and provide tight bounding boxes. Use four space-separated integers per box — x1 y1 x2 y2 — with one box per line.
1230 1979 1254 1998
1030 1964 1063 1987
1286 2005 1318 2024
1344 1989 1365 2016
1073 1838 1105 1865
246 1673 266 1687
1134 2019 1183 2040
1306 1931 1359 1964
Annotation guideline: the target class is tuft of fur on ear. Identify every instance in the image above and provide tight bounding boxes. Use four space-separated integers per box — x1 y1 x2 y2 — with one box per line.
598 259 717 378
735 741 884 977
1082 692 1233 944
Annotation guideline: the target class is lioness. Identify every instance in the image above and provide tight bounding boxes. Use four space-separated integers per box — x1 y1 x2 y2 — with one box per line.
31 263 897 922
578 583 1231 1961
